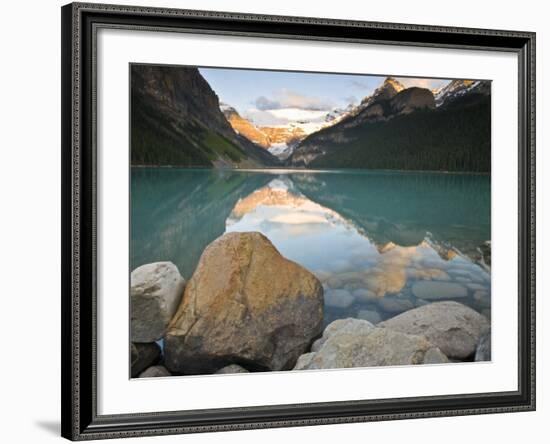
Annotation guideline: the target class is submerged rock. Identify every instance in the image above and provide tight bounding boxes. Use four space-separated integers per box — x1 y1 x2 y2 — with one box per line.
131 262 185 342
131 342 161 377
362 268 406 297
379 301 490 359
215 364 249 374
138 365 171 378
352 288 377 303
407 268 451 281
293 318 447 370
356 309 382 324
475 329 491 361
411 281 468 300
324 289 354 308
376 294 414 314
164 232 324 374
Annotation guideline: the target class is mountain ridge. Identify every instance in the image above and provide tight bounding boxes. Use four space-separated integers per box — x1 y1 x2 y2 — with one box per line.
131 65 280 167
286 77 491 172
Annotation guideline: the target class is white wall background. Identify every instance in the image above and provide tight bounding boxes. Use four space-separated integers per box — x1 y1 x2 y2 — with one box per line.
0 0 546 442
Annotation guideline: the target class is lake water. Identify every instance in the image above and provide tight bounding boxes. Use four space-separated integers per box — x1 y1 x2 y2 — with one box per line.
131 168 491 326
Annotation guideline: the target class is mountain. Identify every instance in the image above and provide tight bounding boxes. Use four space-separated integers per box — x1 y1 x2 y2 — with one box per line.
221 102 359 160
131 65 280 167
357 76 405 110
258 125 307 159
287 77 491 172
324 103 356 124
220 105 310 159
435 79 490 107
221 104 271 148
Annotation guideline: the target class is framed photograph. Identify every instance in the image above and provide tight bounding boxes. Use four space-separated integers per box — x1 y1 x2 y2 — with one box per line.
61 2 536 440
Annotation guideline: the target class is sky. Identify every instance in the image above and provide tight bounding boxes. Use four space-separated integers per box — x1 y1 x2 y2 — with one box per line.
199 67 451 126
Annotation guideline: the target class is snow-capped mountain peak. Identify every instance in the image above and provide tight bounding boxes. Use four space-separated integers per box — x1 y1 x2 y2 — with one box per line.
434 79 485 107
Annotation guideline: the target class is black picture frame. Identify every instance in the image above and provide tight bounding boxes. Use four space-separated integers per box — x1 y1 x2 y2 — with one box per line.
61 2 536 440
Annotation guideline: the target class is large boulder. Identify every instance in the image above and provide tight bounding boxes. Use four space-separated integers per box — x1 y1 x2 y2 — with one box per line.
378 301 490 359
131 342 161 377
131 262 185 342
294 318 447 370
164 232 324 374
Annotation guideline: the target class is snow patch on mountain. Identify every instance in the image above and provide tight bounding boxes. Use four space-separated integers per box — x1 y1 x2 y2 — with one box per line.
267 142 293 159
435 80 482 107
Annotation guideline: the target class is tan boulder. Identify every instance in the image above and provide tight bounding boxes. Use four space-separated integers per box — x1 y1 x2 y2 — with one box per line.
164 232 324 374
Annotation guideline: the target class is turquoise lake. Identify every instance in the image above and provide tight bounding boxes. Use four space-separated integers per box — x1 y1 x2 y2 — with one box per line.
131 168 491 326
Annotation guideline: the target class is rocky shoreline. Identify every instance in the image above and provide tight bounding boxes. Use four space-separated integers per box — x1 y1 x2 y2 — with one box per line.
130 232 491 378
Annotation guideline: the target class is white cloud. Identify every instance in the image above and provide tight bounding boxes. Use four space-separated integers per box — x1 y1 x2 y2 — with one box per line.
254 88 334 112
268 108 328 122
244 107 328 126
243 108 288 126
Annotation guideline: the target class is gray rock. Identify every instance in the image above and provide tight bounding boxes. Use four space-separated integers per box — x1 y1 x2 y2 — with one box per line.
293 318 446 370
310 318 375 352
131 262 186 342
479 241 491 267
411 281 468 300
293 352 317 370
310 338 324 353
324 289 354 309
423 348 449 364
475 330 491 361
131 342 161 377
376 295 414 313
356 309 382 325
352 288 377 303
379 301 490 359
138 365 171 378
215 364 249 374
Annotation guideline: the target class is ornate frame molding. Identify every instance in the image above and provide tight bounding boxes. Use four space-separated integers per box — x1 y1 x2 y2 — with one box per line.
61 2 535 440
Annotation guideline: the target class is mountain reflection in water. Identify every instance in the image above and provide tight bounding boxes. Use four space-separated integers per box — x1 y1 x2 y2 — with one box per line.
131 168 491 325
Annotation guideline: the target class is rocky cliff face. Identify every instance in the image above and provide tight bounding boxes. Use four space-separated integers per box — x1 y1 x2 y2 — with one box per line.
220 105 309 159
131 65 279 167
435 79 490 107
221 105 271 148
287 77 490 172
259 125 306 146
358 76 405 110
390 87 435 114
